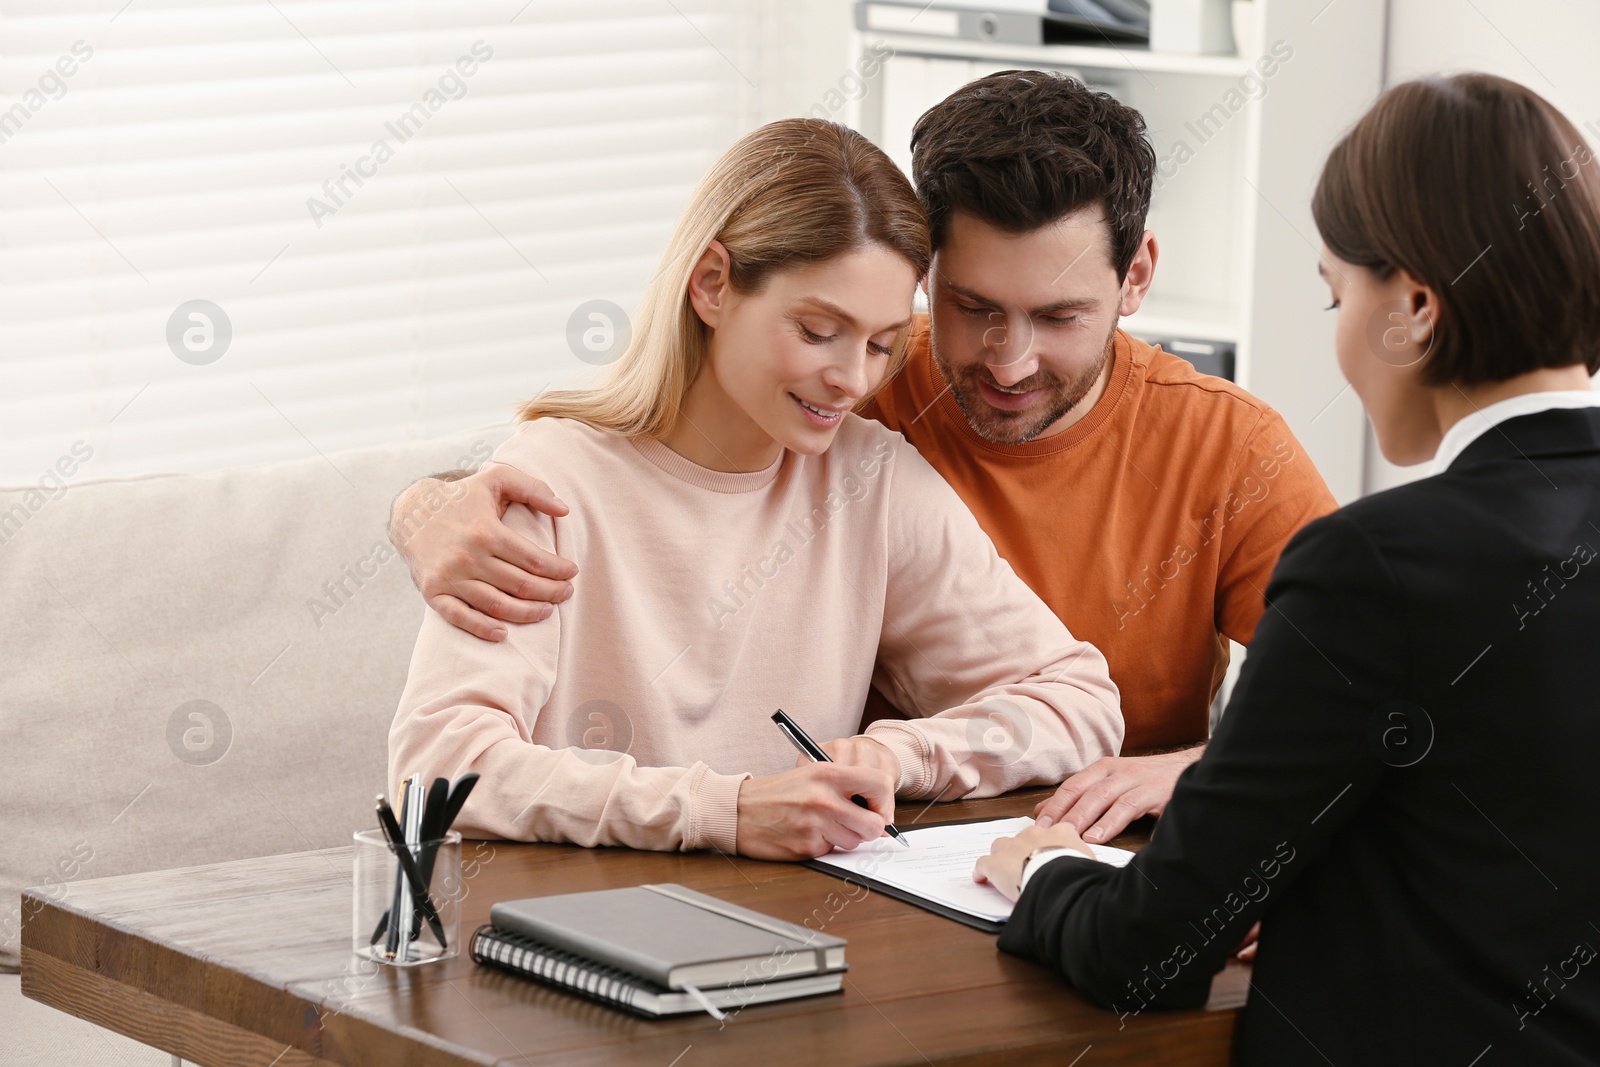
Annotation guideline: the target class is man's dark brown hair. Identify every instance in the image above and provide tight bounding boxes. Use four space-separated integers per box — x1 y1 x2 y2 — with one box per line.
910 69 1156 280
1313 73 1600 386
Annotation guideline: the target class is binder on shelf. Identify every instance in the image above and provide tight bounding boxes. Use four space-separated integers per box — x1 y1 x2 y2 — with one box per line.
856 0 1151 47
1140 335 1237 381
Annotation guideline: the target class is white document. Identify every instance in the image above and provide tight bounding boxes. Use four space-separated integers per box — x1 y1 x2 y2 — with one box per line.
811 816 1136 923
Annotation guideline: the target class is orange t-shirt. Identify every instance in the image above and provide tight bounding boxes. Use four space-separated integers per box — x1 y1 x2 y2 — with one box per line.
862 316 1337 750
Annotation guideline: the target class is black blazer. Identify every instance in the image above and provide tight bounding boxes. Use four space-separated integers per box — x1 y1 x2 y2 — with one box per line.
999 406 1600 1065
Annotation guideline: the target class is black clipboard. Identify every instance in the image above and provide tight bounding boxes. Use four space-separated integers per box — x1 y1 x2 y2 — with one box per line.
800 814 1020 934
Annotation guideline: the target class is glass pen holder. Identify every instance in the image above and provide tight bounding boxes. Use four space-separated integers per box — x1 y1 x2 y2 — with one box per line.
352 828 462 966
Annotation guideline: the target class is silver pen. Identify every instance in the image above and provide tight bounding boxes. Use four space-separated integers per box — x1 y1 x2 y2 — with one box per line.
393 772 424 961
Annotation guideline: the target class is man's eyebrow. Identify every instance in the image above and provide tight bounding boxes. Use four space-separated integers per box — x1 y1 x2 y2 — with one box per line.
1316 261 1329 281
795 296 911 333
1032 296 1098 315
942 279 1095 316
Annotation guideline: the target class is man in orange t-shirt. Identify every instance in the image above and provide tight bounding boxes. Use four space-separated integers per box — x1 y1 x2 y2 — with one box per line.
861 314 1330 758
386 72 1336 846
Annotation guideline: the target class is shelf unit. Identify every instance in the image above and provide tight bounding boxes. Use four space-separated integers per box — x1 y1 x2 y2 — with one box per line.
850 0 1388 505
865 33 1258 78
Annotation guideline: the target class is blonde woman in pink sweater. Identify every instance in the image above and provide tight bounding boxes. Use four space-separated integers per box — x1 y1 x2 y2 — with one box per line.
389 119 1122 861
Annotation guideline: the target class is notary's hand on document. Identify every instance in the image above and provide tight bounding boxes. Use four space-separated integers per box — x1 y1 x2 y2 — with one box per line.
972 821 1095 902
810 817 1132 923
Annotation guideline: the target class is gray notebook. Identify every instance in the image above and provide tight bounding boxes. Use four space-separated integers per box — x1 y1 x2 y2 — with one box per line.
488 883 847 990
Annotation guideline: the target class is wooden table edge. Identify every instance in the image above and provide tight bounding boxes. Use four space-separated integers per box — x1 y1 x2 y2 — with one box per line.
17 790 1245 1066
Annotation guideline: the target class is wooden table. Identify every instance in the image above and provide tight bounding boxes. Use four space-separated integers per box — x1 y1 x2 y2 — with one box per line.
21 789 1248 1066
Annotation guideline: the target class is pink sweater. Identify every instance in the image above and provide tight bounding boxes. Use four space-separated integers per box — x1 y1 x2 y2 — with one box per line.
389 415 1122 852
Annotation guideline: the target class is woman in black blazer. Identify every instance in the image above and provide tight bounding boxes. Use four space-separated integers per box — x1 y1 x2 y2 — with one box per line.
975 73 1600 1065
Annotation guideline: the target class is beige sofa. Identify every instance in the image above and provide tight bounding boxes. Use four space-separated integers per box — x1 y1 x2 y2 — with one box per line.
0 424 512 1066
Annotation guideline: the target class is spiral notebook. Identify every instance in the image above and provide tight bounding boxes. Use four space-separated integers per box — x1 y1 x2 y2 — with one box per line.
471 883 848 1018
471 925 845 1017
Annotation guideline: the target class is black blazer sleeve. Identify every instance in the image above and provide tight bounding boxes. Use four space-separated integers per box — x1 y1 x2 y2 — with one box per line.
997 513 1406 1011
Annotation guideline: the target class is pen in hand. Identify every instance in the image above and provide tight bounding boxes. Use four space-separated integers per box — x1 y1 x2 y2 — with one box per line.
771 709 909 848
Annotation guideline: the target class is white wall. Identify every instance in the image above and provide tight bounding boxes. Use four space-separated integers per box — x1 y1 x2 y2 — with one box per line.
737 1 857 126
1365 0 1600 493
0 1 851 487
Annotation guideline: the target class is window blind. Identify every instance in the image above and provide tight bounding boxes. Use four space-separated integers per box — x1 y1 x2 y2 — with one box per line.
0 0 749 483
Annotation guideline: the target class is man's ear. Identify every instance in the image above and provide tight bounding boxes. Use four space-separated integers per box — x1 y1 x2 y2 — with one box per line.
1117 230 1159 317
687 239 733 329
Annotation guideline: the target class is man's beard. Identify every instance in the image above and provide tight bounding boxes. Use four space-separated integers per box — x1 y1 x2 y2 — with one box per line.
931 321 1117 445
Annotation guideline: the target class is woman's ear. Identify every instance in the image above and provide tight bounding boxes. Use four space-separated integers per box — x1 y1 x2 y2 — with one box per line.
1399 270 1437 351
687 239 733 329
1373 268 1438 369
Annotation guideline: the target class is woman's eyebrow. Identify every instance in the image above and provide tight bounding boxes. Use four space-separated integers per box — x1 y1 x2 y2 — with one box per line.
795 295 910 333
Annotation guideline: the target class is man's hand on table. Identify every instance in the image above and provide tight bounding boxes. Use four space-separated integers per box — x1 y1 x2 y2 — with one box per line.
1032 746 1205 844
1235 922 1260 961
389 464 578 641
972 821 1093 902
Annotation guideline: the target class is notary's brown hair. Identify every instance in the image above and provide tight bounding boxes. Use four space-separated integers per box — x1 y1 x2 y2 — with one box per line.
1313 73 1600 385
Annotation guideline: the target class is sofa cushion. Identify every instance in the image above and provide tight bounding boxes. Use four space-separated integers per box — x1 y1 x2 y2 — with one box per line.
0 972 171 1065
0 425 511 972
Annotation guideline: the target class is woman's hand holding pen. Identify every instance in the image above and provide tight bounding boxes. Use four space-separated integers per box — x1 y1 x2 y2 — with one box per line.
795 735 901 785
736 764 897 861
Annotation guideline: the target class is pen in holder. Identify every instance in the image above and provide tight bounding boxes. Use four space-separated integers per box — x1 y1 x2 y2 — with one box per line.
353 826 460 965
354 773 477 965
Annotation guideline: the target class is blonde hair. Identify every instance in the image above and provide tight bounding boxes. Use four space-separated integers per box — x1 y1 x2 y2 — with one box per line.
520 119 930 435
